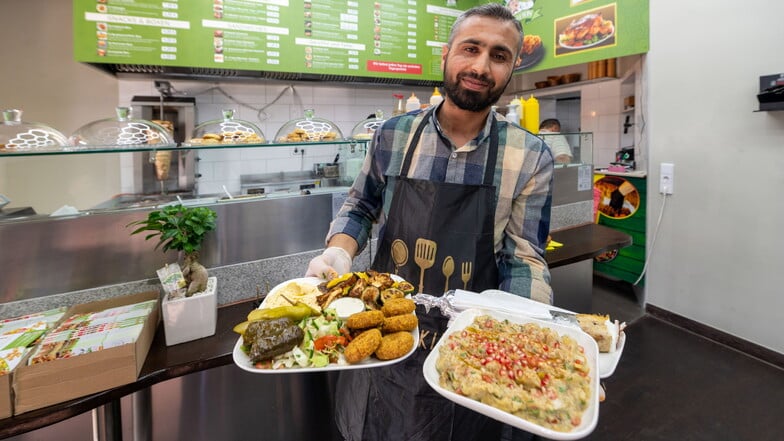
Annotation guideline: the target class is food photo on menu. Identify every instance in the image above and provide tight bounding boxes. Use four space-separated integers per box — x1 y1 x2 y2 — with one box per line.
594 176 640 219
516 33 544 71
555 4 617 56
505 0 534 16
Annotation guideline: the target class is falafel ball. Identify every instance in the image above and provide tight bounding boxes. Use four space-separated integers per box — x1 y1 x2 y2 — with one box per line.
382 313 418 333
375 331 415 360
346 310 385 330
344 328 383 364
381 298 416 317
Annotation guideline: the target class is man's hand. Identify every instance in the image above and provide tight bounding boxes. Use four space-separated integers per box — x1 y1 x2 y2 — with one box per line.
306 247 353 280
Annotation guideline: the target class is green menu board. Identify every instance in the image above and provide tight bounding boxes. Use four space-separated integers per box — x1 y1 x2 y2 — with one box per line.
73 0 648 82
498 0 650 74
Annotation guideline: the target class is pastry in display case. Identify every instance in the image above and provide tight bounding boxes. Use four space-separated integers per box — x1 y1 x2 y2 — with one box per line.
350 109 386 140
187 109 265 145
69 107 175 148
275 109 342 142
0 109 68 151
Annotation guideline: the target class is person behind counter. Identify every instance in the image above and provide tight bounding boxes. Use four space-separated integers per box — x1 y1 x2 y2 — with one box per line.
306 3 554 441
539 118 573 164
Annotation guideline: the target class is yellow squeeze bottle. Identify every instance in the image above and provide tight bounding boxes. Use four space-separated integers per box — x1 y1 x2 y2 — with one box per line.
523 95 539 134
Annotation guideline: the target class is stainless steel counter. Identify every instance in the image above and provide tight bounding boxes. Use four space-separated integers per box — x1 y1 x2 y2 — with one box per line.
0 191 345 304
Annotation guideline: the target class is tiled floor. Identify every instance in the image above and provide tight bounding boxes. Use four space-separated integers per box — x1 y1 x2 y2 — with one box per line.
589 275 645 324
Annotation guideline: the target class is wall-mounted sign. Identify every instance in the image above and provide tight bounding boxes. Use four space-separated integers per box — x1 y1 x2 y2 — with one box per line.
506 0 649 74
73 0 649 82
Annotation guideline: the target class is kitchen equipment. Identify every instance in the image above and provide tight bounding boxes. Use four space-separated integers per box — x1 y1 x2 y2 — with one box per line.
131 96 195 144
131 95 197 195
0 109 68 151
614 147 635 169
275 109 342 142
240 170 322 195
414 238 437 293
322 164 339 178
757 73 784 111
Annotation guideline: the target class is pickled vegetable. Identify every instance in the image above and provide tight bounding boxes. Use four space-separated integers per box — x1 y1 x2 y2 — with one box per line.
233 320 250 335
247 302 315 322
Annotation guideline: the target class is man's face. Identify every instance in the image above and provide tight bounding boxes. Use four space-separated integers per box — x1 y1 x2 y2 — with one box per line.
441 16 522 112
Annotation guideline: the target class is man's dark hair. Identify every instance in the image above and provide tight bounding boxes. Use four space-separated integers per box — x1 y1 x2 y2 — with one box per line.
539 118 561 131
447 3 524 58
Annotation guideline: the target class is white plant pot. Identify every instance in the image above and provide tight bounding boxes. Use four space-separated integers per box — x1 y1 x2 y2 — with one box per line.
161 277 217 346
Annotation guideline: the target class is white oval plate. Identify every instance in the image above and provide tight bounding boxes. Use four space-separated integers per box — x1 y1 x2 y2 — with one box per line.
233 276 418 374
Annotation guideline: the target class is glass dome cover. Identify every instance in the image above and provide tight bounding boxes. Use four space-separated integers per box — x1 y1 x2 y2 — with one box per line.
189 109 265 145
275 109 342 142
69 107 175 147
351 109 386 140
0 109 68 151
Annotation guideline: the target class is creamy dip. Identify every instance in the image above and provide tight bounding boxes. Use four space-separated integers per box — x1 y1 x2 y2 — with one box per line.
436 315 591 432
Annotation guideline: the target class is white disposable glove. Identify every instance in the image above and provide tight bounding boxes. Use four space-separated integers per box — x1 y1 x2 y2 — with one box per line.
306 247 352 280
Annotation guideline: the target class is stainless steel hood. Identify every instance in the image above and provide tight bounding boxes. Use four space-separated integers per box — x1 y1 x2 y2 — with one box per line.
87 63 442 87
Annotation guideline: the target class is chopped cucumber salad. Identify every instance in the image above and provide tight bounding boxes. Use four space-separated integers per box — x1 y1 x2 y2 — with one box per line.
271 309 348 369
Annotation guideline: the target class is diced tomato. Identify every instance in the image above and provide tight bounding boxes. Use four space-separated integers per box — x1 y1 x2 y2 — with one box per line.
314 335 346 351
254 360 272 369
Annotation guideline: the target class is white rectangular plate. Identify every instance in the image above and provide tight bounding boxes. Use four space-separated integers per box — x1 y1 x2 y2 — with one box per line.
422 308 600 440
233 277 418 374
457 289 626 378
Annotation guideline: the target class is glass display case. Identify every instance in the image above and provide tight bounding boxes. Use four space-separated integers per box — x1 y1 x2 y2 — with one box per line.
275 109 343 142
69 107 175 148
0 109 68 151
187 109 265 145
0 137 368 220
538 132 593 166
350 109 386 140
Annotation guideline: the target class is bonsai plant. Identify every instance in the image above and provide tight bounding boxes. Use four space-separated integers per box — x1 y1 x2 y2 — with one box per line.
128 204 218 297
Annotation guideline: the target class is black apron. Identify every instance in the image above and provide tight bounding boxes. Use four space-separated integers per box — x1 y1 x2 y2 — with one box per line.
353 109 502 441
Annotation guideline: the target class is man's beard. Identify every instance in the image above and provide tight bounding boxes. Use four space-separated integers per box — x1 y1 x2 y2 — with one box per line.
442 67 510 112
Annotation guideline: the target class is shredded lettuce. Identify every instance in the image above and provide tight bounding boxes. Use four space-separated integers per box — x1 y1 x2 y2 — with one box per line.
269 309 345 369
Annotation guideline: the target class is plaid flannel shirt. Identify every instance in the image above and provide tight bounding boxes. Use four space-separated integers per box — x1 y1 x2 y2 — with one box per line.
328 105 554 303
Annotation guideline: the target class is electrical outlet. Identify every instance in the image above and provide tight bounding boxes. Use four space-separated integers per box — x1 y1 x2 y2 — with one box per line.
660 162 674 194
